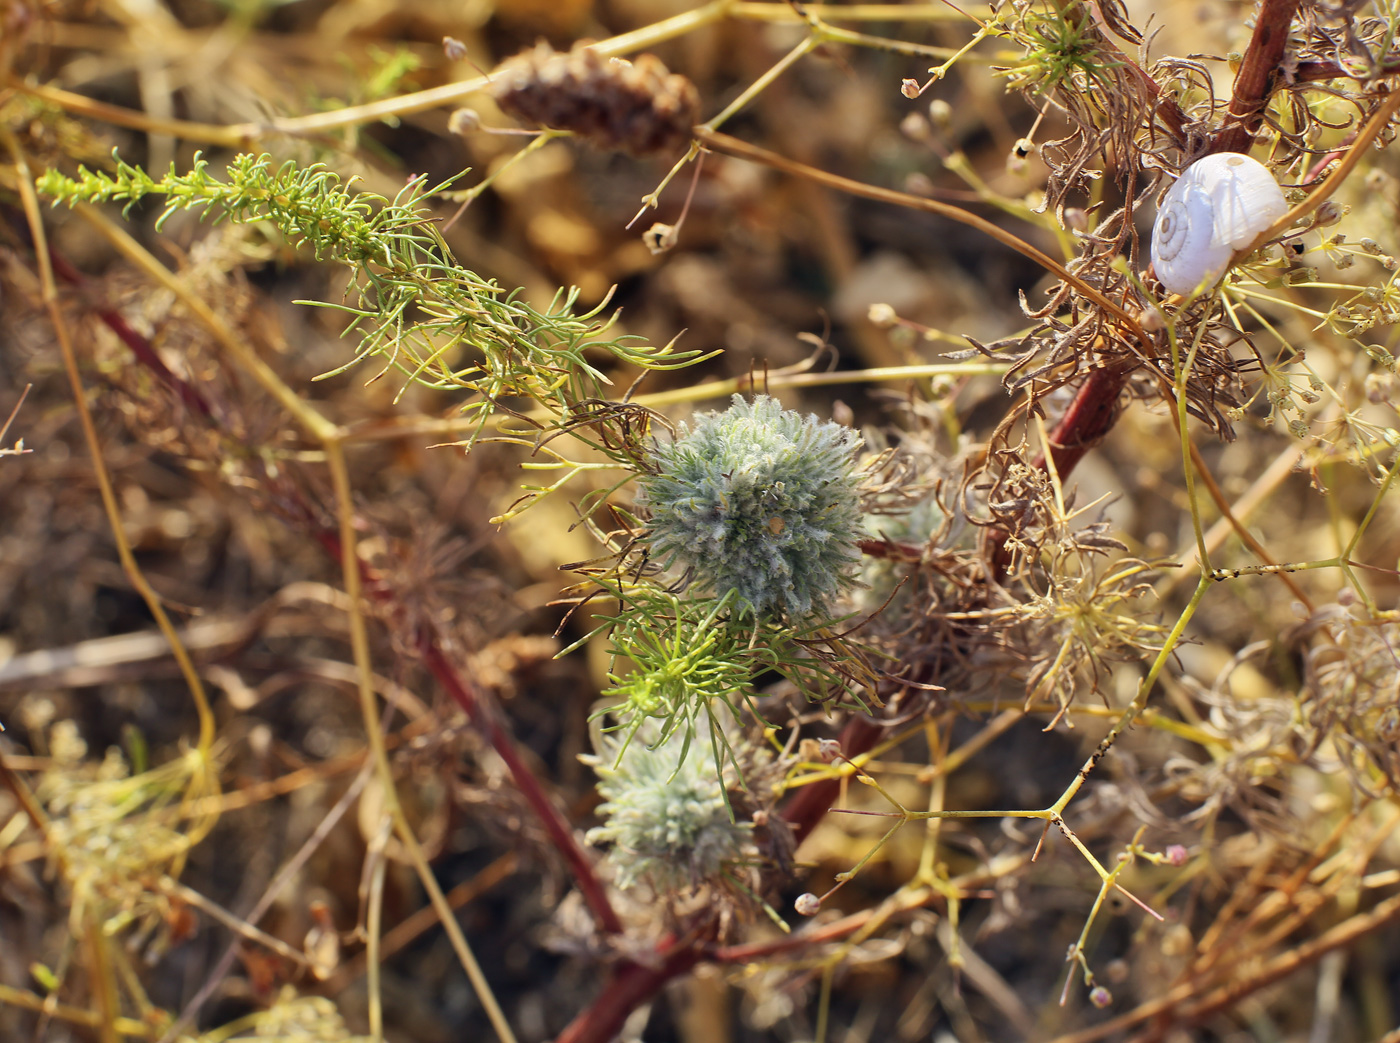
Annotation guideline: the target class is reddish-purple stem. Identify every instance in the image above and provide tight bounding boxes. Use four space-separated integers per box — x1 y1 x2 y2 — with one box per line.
310 529 625 938
555 934 707 1043
983 360 1136 578
419 635 624 936
47 249 214 418
1210 0 1303 155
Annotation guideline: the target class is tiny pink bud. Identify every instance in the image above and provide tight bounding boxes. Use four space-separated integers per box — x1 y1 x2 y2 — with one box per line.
795 893 821 916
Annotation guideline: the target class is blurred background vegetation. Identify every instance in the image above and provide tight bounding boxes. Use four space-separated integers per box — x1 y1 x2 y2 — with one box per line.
3 0 1400 1041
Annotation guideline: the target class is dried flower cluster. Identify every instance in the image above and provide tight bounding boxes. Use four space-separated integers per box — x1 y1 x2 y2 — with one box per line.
638 395 865 618
1303 609 1400 793
490 43 699 156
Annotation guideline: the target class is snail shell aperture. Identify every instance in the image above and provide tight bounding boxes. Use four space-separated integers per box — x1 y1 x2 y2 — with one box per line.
1150 152 1288 296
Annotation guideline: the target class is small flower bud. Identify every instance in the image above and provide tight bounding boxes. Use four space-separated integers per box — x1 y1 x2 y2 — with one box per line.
1366 372 1394 403
817 738 843 762
795 893 822 916
927 98 952 129
867 302 898 328
442 36 468 61
1314 200 1345 226
900 112 930 142
448 108 481 135
1089 986 1112 1008
1165 844 1188 866
900 78 922 99
903 172 934 196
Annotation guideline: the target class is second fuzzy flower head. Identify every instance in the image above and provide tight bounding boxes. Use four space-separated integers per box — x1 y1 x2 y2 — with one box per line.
638 395 865 618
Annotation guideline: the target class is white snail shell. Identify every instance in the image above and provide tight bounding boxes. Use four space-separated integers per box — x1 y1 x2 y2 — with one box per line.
1150 152 1288 296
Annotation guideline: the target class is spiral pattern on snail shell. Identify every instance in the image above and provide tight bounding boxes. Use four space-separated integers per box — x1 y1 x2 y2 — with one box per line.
1151 153 1288 296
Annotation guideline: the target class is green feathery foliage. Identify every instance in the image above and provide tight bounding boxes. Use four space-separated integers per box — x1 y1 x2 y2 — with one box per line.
565 583 870 796
37 152 714 441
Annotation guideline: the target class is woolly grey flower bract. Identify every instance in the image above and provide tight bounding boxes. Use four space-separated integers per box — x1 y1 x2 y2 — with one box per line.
585 722 751 891
638 395 865 618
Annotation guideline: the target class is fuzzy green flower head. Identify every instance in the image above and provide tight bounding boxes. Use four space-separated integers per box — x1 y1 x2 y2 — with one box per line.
586 724 750 891
638 395 865 618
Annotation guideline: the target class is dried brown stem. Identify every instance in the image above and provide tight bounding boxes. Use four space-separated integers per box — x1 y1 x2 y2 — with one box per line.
1052 891 1400 1043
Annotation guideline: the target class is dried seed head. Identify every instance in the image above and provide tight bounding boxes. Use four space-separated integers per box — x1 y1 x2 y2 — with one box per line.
447 107 480 135
490 43 699 156
442 36 468 62
643 222 678 254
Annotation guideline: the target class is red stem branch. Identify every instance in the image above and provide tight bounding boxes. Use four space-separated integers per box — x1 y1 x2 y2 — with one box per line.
419 634 624 935
555 934 707 1043
44 245 213 418
1210 0 1303 155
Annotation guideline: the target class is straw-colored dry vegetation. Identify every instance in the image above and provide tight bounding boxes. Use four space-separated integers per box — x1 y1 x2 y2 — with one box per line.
2 0 1400 1040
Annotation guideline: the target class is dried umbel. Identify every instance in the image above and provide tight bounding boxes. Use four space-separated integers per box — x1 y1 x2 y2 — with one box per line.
490 43 699 156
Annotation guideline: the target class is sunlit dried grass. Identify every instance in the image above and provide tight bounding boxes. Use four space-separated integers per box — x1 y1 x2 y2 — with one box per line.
2 0 1400 1040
